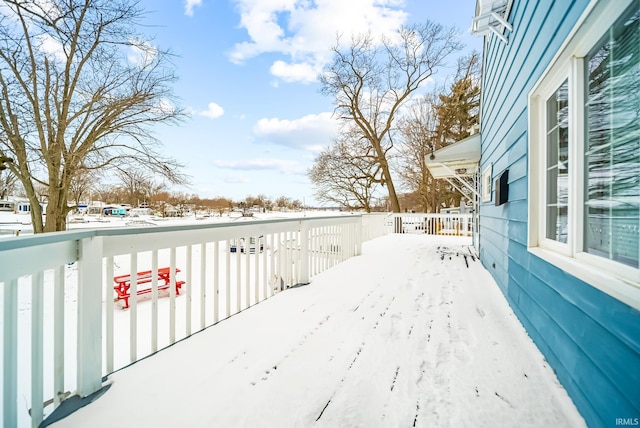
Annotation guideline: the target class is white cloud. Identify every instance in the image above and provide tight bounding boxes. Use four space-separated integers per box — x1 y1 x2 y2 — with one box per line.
221 173 250 184
270 60 319 84
213 158 306 175
127 39 158 67
253 112 338 150
36 34 66 63
152 98 177 115
200 102 225 119
229 0 408 83
184 0 203 16
0 0 61 22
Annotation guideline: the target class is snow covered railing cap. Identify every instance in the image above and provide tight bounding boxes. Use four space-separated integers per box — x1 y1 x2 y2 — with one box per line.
471 0 513 44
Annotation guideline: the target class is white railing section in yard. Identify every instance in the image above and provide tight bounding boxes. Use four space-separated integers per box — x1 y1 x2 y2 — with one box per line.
0 215 363 428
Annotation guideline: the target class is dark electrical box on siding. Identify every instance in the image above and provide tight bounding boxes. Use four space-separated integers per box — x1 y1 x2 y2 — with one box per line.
495 169 509 206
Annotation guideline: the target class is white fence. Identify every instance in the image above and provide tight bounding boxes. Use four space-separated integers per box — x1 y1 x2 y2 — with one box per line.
384 213 473 236
0 212 469 427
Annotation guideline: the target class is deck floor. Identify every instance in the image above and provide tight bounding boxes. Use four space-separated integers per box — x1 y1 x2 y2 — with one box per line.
52 234 584 427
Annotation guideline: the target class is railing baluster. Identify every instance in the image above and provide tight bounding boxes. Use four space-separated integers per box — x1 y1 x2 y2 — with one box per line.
271 232 282 294
331 225 336 267
324 226 329 272
3 279 18 427
245 235 250 309
31 271 44 428
299 222 309 285
129 253 138 363
254 237 259 304
151 251 158 353
225 239 231 317
316 226 321 273
186 244 192 336
169 247 176 344
236 236 241 313
106 257 114 373
213 241 219 323
201 243 207 329
53 265 65 408
285 231 291 288
262 235 268 300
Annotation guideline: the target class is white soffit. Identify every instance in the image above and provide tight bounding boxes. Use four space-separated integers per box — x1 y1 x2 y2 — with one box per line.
472 0 513 44
425 134 481 179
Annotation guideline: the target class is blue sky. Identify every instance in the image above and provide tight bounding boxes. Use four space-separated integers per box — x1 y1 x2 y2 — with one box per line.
136 0 482 205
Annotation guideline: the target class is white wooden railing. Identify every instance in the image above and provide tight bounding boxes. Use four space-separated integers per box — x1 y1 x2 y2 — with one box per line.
384 213 474 236
0 212 470 427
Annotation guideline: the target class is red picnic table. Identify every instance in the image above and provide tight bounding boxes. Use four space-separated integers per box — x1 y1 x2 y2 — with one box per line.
113 267 184 309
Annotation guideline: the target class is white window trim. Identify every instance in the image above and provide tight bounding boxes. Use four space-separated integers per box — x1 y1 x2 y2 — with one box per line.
481 164 492 202
527 0 640 311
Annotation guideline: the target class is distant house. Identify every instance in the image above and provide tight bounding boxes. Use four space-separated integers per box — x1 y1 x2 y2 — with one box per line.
87 203 104 215
16 201 45 213
0 201 14 211
103 206 127 216
128 207 151 217
163 205 179 217
469 0 639 426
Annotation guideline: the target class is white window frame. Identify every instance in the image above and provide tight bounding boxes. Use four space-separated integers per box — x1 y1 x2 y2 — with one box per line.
481 164 492 202
528 0 640 310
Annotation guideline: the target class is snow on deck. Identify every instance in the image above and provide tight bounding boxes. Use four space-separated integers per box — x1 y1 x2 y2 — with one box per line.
51 234 585 427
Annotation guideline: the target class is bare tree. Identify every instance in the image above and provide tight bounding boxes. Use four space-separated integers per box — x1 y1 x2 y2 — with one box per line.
115 167 169 208
320 22 462 212
67 167 96 209
199 197 232 216
289 199 302 210
309 131 382 212
0 0 187 232
398 52 481 212
274 196 291 210
397 93 439 212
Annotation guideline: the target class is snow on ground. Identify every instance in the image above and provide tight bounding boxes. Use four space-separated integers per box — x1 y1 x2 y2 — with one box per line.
0 209 348 237
52 234 586 428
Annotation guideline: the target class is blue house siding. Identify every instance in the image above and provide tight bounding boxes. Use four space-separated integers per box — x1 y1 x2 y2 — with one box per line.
477 0 640 426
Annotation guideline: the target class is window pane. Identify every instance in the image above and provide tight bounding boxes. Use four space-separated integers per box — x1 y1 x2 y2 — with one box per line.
585 4 640 268
546 79 569 243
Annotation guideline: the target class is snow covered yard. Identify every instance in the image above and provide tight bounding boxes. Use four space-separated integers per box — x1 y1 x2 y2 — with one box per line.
51 234 585 427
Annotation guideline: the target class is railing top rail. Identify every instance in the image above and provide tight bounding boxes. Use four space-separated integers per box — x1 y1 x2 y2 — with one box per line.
0 214 363 253
388 212 473 216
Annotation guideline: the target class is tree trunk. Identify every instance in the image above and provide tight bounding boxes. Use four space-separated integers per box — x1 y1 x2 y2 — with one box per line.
20 177 44 233
381 163 401 212
28 196 44 233
44 190 60 233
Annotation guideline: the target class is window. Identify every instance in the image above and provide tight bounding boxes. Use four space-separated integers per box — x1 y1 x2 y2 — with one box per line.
584 13 639 268
529 0 639 308
481 164 492 202
545 79 569 243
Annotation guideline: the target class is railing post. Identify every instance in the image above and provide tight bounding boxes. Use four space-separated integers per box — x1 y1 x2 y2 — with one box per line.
76 235 104 398
356 217 362 256
299 220 310 285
